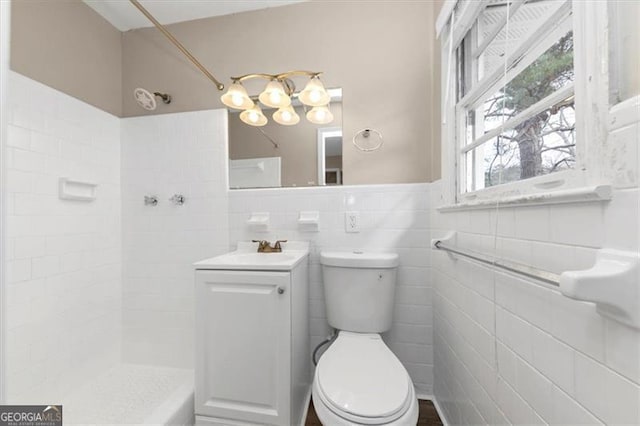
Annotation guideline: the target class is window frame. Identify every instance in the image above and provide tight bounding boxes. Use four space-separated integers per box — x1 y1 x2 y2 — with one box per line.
439 0 610 206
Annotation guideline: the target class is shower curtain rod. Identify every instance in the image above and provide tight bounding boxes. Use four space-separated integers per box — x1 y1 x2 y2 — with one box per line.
129 0 225 91
434 240 561 286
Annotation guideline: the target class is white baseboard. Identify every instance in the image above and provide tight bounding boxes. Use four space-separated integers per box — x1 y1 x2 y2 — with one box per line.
416 393 434 400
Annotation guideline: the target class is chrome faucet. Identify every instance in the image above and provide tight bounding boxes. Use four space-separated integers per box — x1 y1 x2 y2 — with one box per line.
252 240 287 253
144 195 158 206
169 194 185 205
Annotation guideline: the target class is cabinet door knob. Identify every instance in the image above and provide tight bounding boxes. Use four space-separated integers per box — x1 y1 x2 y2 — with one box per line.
277 287 285 295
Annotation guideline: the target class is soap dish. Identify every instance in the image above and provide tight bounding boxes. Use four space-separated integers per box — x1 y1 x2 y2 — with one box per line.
298 211 319 232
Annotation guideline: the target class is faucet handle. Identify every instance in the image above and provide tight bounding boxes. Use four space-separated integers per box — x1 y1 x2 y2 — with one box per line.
252 239 268 249
144 195 158 206
274 240 288 249
169 194 185 205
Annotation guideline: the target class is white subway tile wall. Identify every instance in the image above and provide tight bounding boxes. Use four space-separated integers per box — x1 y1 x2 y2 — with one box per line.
228 183 434 395
120 110 229 368
431 180 640 425
5 72 122 402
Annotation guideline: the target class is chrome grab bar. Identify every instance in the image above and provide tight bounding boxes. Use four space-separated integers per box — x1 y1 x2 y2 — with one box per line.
434 240 560 286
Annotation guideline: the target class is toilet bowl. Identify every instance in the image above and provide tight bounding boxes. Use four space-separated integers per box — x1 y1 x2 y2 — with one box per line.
312 251 418 426
312 332 418 425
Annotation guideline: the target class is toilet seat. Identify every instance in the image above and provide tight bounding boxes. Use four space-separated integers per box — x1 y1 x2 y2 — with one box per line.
315 332 413 424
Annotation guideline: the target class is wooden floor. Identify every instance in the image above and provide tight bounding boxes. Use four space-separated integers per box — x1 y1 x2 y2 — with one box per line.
305 399 443 425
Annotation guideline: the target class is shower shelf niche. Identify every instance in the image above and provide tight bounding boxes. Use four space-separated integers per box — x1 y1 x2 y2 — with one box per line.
58 178 97 201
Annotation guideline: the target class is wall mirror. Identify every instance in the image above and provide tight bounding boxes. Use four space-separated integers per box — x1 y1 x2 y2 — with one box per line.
228 88 343 189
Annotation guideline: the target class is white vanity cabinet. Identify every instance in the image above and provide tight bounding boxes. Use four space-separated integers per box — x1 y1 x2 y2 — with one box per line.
194 243 310 426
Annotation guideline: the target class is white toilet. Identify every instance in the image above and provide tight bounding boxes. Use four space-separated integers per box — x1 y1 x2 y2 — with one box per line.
312 251 419 425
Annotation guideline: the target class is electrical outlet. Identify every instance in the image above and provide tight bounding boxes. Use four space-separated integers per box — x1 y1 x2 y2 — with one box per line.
345 211 360 233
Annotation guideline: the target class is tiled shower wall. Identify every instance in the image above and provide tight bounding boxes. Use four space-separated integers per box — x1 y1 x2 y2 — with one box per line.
229 184 434 395
431 182 640 424
4 72 122 402
120 110 229 368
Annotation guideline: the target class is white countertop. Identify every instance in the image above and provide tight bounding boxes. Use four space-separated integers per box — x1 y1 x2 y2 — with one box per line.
194 241 309 271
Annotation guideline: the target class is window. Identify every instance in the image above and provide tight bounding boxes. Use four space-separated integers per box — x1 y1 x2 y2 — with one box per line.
456 0 577 194
435 0 620 204
608 0 640 105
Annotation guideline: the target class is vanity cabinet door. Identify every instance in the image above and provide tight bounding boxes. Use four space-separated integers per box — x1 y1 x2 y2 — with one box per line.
195 270 291 426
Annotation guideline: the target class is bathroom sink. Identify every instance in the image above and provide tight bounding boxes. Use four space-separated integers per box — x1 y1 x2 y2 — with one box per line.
194 241 309 271
216 252 297 265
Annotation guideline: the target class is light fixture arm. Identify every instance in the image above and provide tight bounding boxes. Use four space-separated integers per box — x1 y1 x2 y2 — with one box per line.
230 71 322 97
231 71 322 83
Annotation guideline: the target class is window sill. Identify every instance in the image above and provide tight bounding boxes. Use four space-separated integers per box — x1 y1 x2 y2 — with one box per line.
437 184 612 212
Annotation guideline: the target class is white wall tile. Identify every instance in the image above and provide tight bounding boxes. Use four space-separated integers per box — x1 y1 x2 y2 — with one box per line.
550 385 602 425
603 188 640 251
531 327 575 394
515 357 554 421
574 352 640 425
549 203 605 248
229 183 434 392
5 72 121 403
121 109 229 369
514 206 551 241
496 307 534 363
433 179 640 425
604 319 640 383
550 291 606 362
7 125 31 150
496 378 545 425
7 259 32 283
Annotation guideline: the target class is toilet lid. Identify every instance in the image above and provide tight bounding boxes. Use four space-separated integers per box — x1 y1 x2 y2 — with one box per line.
316 332 411 420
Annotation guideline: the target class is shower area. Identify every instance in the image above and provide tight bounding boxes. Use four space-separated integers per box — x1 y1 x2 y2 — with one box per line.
2 72 230 423
3 72 228 424
0 2 230 421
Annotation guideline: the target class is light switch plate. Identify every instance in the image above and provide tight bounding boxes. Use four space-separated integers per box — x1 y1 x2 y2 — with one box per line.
345 211 360 233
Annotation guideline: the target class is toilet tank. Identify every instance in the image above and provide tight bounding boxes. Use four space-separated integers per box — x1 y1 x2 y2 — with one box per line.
320 251 399 333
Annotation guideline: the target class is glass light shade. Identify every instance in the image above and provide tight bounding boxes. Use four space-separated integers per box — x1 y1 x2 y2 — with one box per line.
220 83 254 110
306 105 334 124
240 104 268 126
273 105 300 126
298 77 331 106
258 80 291 108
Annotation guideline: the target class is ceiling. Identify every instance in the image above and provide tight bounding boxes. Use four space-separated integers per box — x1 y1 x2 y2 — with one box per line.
83 0 307 32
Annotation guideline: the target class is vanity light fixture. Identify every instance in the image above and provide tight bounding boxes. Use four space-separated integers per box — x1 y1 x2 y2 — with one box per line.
240 103 268 127
220 83 254 110
258 80 291 108
220 71 333 127
298 76 331 107
273 105 301 126
306 105 334 125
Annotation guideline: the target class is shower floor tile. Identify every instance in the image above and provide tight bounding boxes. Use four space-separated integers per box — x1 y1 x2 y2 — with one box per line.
63 363 193 425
